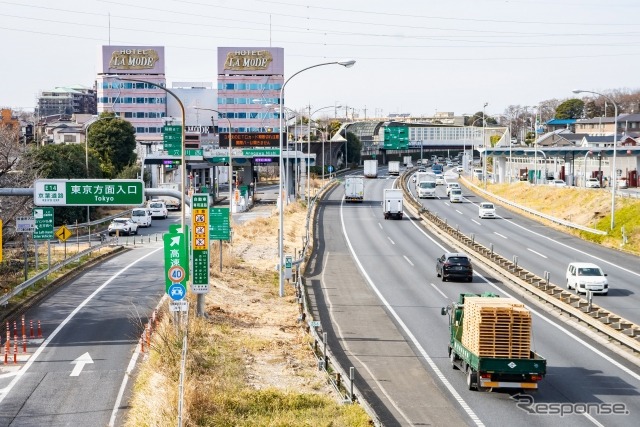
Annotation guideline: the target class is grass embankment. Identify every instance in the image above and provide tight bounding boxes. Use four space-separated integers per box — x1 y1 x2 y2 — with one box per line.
125 187 371 426
477 180 640 254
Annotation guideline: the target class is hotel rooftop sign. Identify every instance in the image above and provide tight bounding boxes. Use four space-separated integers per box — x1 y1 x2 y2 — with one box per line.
100 45 165 74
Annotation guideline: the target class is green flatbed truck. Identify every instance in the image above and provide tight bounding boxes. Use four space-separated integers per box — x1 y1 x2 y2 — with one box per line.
441 293 546 391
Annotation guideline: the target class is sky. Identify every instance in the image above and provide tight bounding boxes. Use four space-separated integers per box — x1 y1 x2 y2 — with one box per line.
2 0 640 119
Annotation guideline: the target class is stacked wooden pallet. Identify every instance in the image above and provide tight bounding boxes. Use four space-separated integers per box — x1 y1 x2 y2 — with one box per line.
461 297 532 358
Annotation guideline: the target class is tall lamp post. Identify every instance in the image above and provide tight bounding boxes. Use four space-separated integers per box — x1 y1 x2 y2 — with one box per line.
193 107 233 215
307 105 340 198
573 89 618 230
482 102 488 188
277 60 355 297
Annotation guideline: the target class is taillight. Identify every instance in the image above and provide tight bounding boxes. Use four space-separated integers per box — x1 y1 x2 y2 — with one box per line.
480 373 491 379
530 375 543 382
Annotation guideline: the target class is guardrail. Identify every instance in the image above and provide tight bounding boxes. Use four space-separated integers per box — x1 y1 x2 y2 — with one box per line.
400 172 640 360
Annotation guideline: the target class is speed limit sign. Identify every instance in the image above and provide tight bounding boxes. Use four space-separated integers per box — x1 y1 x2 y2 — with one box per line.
168 265 186 283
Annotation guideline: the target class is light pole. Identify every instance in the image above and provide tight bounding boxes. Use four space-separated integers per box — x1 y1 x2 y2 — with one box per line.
193 107 233 215
307 105 340 198
277 60 355 297
573 89 618 230
482 102 488 188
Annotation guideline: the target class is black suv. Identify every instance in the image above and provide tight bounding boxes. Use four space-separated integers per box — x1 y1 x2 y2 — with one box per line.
436 253 473 282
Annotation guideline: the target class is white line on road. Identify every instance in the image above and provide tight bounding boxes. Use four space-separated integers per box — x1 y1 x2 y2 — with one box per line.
388 237 395 245
527 247 548 258
0 247 163 405
471 219 481 226
378 222 383 229
455 209 464 215
403 255 414 266
430 283 448 299
493 232 508 239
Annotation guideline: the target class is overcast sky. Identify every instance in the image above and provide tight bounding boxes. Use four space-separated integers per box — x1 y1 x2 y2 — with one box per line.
2 0 639 118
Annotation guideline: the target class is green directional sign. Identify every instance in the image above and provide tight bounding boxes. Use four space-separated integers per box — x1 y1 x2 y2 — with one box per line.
242 149 280 156
163 224 189 293
34 179 144 206
185 149 203 157
163 125 182 156
209 207 230 240
32 207 54 240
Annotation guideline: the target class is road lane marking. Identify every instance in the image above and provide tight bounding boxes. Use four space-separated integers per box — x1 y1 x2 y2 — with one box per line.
403 255 414 266
471 219 481 225
388 237 395 245
430 283 448 299
455 209 463 215
494 232 507 239
341 202 485 427
527 247 548 258
0 247 163 404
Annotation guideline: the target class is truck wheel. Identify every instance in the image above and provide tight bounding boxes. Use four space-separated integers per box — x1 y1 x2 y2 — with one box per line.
466 369 478 391
450 351 459 370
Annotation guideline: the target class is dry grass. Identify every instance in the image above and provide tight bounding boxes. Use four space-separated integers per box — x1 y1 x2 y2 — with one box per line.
125 178 371 426
471 179 640 254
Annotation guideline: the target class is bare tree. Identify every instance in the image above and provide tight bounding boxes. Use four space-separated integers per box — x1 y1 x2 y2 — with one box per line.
0 126 38 238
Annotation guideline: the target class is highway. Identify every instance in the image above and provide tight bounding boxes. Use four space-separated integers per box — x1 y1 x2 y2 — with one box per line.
0 222 169 426
306 167 640 426
407 167 640 326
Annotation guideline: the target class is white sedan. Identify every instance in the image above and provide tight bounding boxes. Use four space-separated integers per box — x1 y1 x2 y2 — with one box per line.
547 179 567 187
108 218 139 236
478 202 496 219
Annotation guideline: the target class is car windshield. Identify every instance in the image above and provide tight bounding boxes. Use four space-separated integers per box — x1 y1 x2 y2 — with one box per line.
132 210 146 216
480 203 494 209
451 189 461 194
578 267 603 276
448 257 469 264
150 203 163 208
419 182 436 188
113 219 128 224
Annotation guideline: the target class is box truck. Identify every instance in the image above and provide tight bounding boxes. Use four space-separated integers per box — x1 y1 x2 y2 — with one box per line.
364 159 378 178
388 161 400 176
383 188 403 220
344 176 365 202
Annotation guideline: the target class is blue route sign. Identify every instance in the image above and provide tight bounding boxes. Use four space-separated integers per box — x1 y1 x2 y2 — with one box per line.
168 283 186 301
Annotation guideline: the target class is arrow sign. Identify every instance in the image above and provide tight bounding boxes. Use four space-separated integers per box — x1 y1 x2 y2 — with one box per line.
70 352 94 376
170 235 181 246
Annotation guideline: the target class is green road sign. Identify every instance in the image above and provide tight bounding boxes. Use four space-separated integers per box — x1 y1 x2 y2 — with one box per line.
191 194 210 294
32 207 54 240
34 179 144 206
209 207 230 240
163 225 189 293
164 125 182 133
242 149 280 156
163 125 183 156
185 149 203 157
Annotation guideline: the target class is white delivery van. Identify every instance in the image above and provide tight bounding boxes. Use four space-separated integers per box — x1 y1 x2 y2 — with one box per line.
130 207 153 227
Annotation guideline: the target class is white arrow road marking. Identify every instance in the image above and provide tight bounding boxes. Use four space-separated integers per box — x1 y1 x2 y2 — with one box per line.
70 352 94 376
170 235 181 246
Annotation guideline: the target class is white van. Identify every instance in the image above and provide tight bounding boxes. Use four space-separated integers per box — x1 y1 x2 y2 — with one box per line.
130 208 152 227
449 188 463 203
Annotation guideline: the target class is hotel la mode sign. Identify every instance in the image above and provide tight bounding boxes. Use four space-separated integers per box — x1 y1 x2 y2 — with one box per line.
225 50 273 71
109 48 160 70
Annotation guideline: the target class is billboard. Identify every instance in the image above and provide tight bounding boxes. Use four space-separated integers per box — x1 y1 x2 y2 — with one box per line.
218 47 284 75
219 132 282 148
99 46 165 74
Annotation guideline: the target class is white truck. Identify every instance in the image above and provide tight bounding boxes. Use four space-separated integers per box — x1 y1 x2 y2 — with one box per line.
364 159 378 178
383 188 403 220
158 182 182 211
417 180 437 198
344 176 365 203
388 161 400 176
403 156 412 166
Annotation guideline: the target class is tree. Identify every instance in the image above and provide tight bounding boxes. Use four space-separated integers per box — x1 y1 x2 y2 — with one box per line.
87 113 137 178
555 99 585 119
343 131 362 166
0 125 37 236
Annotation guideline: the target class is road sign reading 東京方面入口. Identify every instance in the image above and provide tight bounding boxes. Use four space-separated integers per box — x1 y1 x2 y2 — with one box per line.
33 179 144 206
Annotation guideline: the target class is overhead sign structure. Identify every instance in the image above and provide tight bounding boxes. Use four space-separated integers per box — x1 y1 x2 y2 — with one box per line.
219 132 282 148
163 225 189 294
191 194 210 294
163 125 182 156
34 179 144 206
210 207 231 240
33 207 54 240
55 225 73 241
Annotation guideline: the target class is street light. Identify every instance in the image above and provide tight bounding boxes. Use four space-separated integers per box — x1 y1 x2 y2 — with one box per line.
482 102 488 188
277 60 355 297
307 104 340 198
573 89 618 230
193 107 233 216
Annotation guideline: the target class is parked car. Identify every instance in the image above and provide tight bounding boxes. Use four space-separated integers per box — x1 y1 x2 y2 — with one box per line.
548 179 567 187
130 207 153 227
616 178 628 189
148 200 168 219
566 262 608 295
108 218 139 236
436 253 473 282
478 202 496 219
585 178 601 188
449 188 463 203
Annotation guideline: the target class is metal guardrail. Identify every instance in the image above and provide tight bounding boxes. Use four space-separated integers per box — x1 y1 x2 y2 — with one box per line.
0 239 115 306
400 173 640 359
